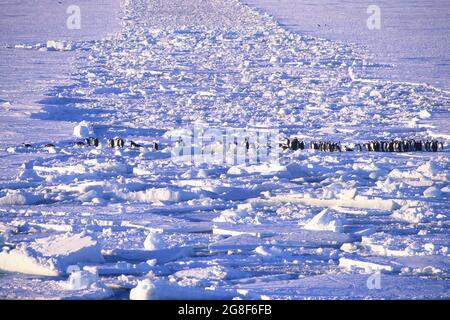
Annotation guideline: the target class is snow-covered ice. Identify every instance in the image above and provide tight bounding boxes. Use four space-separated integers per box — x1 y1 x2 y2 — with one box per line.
0 0 449 299
245 0 450 90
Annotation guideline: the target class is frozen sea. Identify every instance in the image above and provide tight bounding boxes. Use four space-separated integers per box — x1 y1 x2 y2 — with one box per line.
0 0 449 300
246 0 450 90
0 0 122 150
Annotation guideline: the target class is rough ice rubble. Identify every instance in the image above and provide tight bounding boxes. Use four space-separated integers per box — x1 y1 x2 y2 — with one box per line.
392 206 436 224
417 161 441 176
339 256 398 273
254 246 283 259
17 162 43 181
0 233 104 276
129 278 238 300
0 0 449 299
227 162 307 179
213 208 250 223
212 223 353 247
66 270 100 290
264 193 400 211
360 232 449 257
322 183 357 200
62 269 113 299
46 40 75 52
0 191 45 205
121 213 213 234
108 247 194 265
0 274 114 300
121 187 197 203
339 253 450 276
389 160 449 181
83 261 156 276
171 265 247 286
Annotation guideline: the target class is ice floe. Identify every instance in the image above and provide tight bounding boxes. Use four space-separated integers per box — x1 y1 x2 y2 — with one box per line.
0 233 104 276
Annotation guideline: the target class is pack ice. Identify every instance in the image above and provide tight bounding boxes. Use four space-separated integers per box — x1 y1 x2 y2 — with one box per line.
0 0 449 300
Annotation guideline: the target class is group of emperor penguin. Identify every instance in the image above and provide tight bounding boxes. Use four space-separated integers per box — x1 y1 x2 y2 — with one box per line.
74 137 159 150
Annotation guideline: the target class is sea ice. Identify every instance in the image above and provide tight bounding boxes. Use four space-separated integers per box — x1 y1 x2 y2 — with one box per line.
0 0 449 300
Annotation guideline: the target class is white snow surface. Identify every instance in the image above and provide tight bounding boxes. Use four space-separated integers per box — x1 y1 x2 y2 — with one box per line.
0 0 449 299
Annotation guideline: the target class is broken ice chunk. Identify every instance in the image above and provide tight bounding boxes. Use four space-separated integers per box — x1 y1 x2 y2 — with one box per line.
73 121 94 138
0 233 104 276
144 231 166 251
304 209 344 233
46 40 73 51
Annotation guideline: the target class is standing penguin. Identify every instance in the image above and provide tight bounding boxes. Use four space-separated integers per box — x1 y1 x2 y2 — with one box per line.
291 137 299 151
88 137 99 147
107 138 115 148
299 140 305 150
431 140 438 152
176 137 184 147
417 140 423 151
115 137 124 148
